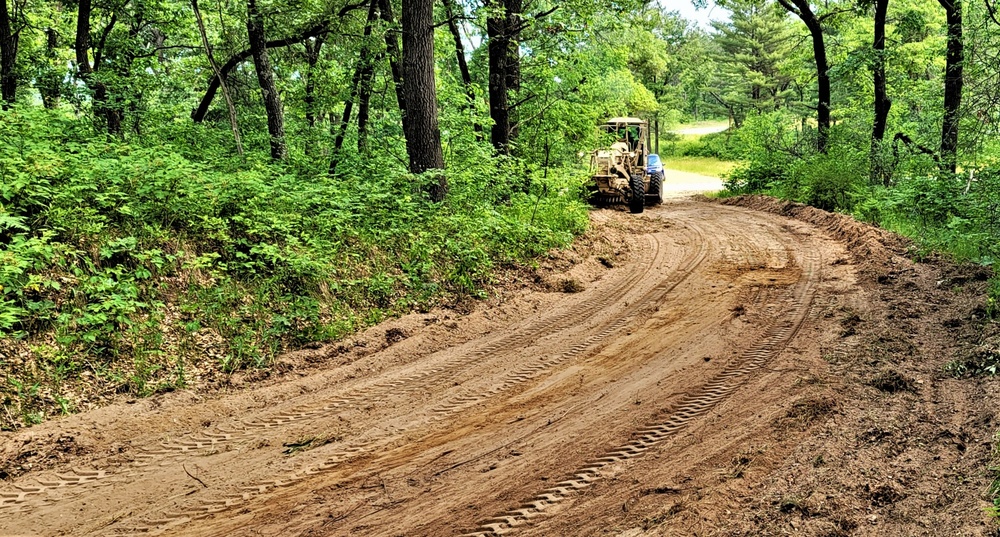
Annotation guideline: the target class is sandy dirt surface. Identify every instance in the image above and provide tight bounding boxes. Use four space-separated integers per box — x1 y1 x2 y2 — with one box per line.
1 197 997 536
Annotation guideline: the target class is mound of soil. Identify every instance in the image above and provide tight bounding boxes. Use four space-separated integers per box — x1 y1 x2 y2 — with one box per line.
717 194 999 536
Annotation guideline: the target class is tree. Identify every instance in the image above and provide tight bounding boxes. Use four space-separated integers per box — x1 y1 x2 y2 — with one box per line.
486 0 517 153
247 0 287 160
442 0 481 134
938 0 963 173
775 0 835 153
863 0 891 183
710 1 796 127
191 21 333 124
193 0 243 156
74 0 123 134
0 0 23 106
330 0 379 172
401 0 446 199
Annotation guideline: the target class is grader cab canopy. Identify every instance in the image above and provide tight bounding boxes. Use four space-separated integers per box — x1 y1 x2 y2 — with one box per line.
589 117 663 213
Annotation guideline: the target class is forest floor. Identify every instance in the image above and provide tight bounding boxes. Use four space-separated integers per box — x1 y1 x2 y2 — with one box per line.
1 189 998 536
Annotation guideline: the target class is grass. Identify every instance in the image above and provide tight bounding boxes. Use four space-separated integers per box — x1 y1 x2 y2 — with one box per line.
668 120 730 133
659 156 739 178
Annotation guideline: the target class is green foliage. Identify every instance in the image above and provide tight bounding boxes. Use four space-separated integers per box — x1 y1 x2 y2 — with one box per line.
987 276 1000 321
721 112 797 194
660 130 738 160
784 146 868 212
0 108 588 429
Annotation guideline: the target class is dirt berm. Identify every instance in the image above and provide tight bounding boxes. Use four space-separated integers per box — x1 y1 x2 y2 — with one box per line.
0 195 996 536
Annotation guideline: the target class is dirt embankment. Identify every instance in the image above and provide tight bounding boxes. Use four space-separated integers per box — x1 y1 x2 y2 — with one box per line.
0 195 996 536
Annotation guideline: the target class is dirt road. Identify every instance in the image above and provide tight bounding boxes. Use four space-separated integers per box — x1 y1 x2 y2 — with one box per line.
1 197 995 536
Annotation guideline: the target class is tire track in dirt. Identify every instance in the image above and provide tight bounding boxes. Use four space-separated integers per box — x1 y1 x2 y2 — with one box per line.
116 225 715 535
0 236 670 516
0 224 693 529
1 202 845 537
458 239 820 536
167 204 818 537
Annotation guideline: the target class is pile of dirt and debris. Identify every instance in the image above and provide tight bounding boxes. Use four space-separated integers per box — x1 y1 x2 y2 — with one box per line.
716 195 1000 536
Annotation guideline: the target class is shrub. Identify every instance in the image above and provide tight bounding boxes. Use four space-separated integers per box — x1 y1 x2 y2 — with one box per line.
0 108 590 429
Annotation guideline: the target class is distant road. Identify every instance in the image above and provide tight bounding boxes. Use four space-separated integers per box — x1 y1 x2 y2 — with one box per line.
661 168 725 198
671 123 729 136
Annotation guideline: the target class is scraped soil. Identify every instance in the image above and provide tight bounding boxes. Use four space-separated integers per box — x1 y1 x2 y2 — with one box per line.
2 196 998 536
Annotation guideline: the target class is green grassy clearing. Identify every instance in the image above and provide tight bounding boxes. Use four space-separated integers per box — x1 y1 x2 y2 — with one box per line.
659 156 739 178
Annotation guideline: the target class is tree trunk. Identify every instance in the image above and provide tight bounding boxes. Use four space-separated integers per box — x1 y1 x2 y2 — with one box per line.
304 37 323 128
193 0 243 156
75 0 122 134
330 0 378 173
355 55 377 154
871 0 891 184
442 0 482 135
39 28 59 109
401 0 446 199
0 0 18 107
247 0 287 160
192 23 330 123
939 0 963 173
505 0 521 143
377 0 408 134
487 0 511 153
777 0 831 153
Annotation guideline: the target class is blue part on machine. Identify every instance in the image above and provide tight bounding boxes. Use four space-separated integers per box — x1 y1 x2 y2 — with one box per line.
646 154 664 174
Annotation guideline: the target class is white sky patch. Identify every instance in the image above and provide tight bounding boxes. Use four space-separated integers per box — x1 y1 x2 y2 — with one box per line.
659 0 730 29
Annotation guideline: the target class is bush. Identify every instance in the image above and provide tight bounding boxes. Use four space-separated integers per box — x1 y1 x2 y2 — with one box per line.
788 148 867 212
0 108 590 429
724 159 789 194
721 112 798 195
659 130 737 160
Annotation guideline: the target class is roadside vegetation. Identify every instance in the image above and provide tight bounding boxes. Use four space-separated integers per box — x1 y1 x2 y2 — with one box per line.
691 0 1000 378
0 106 588 428
0 0 998 452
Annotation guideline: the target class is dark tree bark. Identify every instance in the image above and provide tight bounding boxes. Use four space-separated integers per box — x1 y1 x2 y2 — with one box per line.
75 0 123 134
938 0 963 173
303 37 323 128
330 0 378 173
377 0 407 133
871 0 891 184
401 0 446 199
192 23 331 123
505 0 521 142
486 0 525 153
487 0 511 153
39 28 60 109
0 0 20 107
356 55 376 154
442 0 482 135
193 0 243 156
777 0 831 153
247 0 287 160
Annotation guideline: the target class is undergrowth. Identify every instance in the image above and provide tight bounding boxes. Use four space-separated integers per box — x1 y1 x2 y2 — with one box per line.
716 114 1000 380
0 108 589 430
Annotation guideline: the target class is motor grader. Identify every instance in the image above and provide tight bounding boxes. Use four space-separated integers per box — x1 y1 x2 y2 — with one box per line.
588 117 664 213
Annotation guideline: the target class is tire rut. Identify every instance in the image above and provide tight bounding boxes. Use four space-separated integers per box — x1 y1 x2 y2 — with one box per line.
116 225 713 535
458 245 820 536
0 236 667 516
